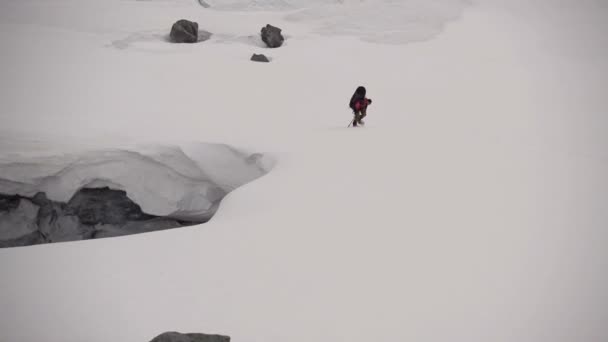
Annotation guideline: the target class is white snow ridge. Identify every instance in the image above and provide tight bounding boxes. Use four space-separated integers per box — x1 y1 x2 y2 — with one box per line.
0 142 270 246
0 143 268 217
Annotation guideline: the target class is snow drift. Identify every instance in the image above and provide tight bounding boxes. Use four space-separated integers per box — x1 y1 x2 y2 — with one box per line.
0 142 271 246
204 0 471 44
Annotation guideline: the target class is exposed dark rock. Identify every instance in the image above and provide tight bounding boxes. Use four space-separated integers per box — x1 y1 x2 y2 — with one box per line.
170 19 199 43
43 215 95 242
29 192 90 242
31 192 50 207
31 191 57 227
251 54 270 62
150 332 230 342
261 24 284 48
0 197 39 241
0 230 45 248
67 187 153 226
0 194 20 212
0 188 205 248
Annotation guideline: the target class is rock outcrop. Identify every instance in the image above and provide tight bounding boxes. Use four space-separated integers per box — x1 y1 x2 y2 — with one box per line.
0 188 202 248
67 187 152 225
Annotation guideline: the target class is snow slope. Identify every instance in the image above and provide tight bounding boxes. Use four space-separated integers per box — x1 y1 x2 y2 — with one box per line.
1 0 607 341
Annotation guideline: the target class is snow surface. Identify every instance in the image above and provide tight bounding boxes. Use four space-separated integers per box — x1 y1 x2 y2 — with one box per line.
1 0 608 341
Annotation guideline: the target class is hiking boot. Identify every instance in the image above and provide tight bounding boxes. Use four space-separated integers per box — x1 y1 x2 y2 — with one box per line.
358 120 365 126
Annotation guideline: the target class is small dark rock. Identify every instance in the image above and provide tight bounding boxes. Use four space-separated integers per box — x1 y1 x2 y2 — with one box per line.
261 24 284 48
251 54 270 62
150 331 230 342
170 19 199 43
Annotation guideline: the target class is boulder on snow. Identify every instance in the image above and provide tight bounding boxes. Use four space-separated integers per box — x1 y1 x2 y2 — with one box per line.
251 53 270 62
67 187 152 226
260 24 284 48
170 19 199 43
149 332 230 342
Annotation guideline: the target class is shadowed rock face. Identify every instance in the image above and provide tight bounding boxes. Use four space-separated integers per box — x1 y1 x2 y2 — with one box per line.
0 196 39 243
0 194 19 211
67 187 152 225
150 332 230 342
0 188 202 248
0 144 270 248
170 19 199 43
261 24 284 48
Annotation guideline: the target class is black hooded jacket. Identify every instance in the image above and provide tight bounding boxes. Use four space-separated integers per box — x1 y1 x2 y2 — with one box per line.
349 86 367 111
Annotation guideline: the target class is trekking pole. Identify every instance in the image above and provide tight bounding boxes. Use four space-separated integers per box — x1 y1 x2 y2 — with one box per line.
347 118 354 128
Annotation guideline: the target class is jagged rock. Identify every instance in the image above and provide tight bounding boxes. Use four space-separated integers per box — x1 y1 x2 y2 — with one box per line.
261 24 284 48
67 187 153 226
0 188 208 247
0 196 39 241
0 230 45 248
170 19 199 43
47 215 94 242
251 54 270 62
30 192 89 242
0 194 20 212
31 191 58 228
150 332 230 342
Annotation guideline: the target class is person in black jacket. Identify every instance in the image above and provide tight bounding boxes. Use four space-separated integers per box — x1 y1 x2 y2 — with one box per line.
349 86 372 127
